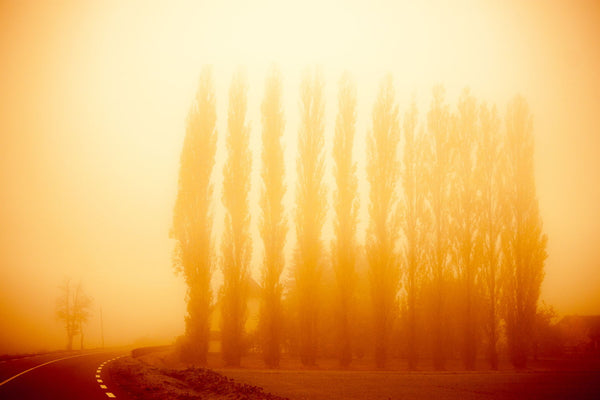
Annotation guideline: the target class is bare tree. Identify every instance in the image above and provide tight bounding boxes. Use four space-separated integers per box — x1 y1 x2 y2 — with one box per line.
366 74 401 368
425 85 453 370
502 95 547 368
295 67 326 366
171 66 218 364
259 65 287 368
332 72 358 367
400 98 428 370
56 279 92 351
221 68 252 367
477 101 504 369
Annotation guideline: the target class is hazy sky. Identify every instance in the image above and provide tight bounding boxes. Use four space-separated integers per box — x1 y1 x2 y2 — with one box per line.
1 0 599 353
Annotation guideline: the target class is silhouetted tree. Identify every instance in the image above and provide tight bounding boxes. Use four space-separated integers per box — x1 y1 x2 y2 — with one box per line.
295 67 326 366
221 68 252 367
367 74 401 368
477 101 504 369
400 98 428 370
452 88 480 370
332 72 358 367
259 65 287 368
532 302 559 360
502 95 547 368
171 66 218 364
56 279 92 351
425 85 453 370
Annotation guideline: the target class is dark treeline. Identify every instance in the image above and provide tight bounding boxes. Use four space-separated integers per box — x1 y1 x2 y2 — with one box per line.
172 66 547 370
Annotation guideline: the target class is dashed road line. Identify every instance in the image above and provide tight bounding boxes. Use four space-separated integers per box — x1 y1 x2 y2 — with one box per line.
95 355 124 399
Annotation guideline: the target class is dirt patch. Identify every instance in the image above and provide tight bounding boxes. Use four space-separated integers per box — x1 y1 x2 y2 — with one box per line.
111 356 289 400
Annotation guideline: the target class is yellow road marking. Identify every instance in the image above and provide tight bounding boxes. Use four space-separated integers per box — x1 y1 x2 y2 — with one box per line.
0 354 90 387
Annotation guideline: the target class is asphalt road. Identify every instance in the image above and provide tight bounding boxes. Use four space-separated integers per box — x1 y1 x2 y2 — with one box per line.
0 350 130 400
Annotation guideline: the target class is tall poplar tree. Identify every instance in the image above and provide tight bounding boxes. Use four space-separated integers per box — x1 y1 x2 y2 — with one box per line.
171 66 217 364
453 88 480 370
477 102 504 369
400 99 428 370
221 68 251 367
425 85 453 370
366 74 401 369
295 67 326 366
332 72 358 367
502 95 547 368
259 65 287 368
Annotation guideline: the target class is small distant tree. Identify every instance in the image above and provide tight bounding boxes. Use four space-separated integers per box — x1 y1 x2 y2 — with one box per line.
259 65 287 368
221 68 252 367
171 66 218 364
332 72 358 367
366 74 401 368
532 302 560 359
295 67 326 366
502 95 547 368
56 279 93 350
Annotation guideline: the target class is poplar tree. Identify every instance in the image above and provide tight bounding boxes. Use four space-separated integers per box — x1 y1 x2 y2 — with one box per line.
332 72 358 367
425 85 453 370
221 68 251 367
171 66 217 363
259 65 287 368
295 67 326 366
366 74 401 368
400 98 428 370
453 88 480 370
477 102 504 369
502 95 547 368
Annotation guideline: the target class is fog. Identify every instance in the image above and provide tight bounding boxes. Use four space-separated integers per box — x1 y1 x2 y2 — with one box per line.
1 0 599 354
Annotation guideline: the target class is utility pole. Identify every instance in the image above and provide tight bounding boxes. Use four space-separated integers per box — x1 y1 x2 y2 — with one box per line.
100 307 105 349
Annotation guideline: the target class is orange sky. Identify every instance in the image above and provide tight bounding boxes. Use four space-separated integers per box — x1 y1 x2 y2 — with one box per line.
1 0 599 353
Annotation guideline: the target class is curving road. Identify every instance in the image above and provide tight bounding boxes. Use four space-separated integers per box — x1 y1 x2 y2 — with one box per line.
0 350 130 400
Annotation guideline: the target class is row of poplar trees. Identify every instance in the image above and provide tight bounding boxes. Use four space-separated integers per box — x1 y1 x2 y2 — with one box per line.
171 65 547 370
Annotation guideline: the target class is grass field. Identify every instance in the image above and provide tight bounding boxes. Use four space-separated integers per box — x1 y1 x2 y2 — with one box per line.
218 368 600 400
132 352 600 399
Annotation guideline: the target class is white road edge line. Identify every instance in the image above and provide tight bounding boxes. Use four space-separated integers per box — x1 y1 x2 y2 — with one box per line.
0 353 91 387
